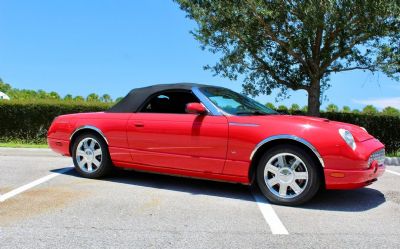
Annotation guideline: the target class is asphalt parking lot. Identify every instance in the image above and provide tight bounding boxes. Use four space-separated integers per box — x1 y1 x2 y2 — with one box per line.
1 148 399 249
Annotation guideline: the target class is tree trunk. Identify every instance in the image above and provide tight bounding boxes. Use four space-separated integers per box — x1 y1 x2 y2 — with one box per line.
307 78 321 117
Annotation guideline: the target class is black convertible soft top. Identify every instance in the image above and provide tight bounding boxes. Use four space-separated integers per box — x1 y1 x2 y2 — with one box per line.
106 83 211 113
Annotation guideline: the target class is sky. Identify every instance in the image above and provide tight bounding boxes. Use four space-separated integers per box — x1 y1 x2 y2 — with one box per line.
0 0 399 110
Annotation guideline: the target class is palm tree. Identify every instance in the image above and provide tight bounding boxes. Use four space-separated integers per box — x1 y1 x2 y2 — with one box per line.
290 104 300 112
382 106 400 116
49 91 61 100
74 96 85 102
100 94 112 103
362 105 378 115
342 106 351 113
265 102 276 110
64 94 73 101
326 104 339 112
86 93 99 102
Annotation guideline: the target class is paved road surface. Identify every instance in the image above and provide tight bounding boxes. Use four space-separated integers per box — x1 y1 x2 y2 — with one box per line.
0 148 399 248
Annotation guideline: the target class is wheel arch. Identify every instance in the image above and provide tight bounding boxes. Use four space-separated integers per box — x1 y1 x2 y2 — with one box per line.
69 125 109 155
248 135 325 185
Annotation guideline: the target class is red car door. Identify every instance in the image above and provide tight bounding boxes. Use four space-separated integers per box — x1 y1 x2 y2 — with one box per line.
127 113 228 173
126 91 228 174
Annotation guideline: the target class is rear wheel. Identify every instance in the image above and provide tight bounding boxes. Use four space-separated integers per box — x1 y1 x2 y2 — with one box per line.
72 133 113 178
256 145 321 206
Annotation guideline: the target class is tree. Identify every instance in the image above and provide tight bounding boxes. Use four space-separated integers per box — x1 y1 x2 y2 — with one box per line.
352 109 360 114
326 103 339 112
0 80 12 93
342 106 351 113
74 96 85 102
115 97 123 103
382 106 400 116
301 105 308 112
277 105 288 112
86 93 99 102
64 94 73 101
265 102 276 110
176 0 400 116
290 103 300 112
49 91 60 100
362 105 378 115
100 94 113 103
37 90 48 99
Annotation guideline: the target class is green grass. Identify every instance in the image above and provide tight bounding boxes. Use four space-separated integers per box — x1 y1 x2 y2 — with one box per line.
387 151 400 157
0 142 48 148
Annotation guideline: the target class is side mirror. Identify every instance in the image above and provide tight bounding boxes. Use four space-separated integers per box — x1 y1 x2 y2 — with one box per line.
185 102 207 115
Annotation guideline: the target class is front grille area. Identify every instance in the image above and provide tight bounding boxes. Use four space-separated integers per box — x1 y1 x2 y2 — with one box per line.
368 149 385 166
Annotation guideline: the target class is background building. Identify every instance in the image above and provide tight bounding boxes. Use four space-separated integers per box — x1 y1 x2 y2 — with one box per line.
0 91 10 100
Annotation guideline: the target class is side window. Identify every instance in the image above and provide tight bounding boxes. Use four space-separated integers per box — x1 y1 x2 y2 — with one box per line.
140 91 200 114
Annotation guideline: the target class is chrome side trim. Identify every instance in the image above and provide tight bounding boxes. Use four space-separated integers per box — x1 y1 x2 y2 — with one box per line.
192 87 224 116
229 122 260 127
70 125 109 145
250 135 325 167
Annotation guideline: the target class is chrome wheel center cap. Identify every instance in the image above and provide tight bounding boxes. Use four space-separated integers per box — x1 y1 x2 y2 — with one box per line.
278 168 294 183
85 149 94 161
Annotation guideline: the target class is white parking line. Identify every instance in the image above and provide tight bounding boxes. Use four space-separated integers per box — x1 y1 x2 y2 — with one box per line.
386 169 400 176
251 191 289 235
0 167 73 202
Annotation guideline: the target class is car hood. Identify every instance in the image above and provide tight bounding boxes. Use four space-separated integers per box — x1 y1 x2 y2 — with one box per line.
239 114 374 142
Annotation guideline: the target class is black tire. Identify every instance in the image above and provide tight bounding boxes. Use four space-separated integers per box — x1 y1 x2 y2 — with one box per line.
256 144 321 206
72 133 113 178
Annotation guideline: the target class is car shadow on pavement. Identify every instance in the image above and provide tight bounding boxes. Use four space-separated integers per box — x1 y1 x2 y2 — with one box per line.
55 167 256 202
53 167 386 211
300 188 386 212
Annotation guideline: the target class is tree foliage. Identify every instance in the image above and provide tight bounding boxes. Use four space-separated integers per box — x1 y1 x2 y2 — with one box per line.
0 80 117 103
64 94 73 101
175 0 400 116
290 103 300 111
382 106 400 116
342 105 351 113
277 105 288 111
265 102 276 110
100 94 113 103
362 105 378 115
0 80 12 93
326 103 339 112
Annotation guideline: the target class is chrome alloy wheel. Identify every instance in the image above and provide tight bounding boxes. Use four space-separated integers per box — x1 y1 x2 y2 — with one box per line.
264 153 309 199
76 137 102 173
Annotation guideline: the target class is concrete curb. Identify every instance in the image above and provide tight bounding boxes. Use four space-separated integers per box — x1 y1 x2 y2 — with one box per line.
385 157 400 166
0 147 61 157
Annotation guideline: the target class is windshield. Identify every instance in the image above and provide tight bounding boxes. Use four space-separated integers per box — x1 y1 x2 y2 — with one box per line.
200 87 277 115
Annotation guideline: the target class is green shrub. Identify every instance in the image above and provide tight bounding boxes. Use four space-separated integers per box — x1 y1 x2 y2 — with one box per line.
0 100 112 144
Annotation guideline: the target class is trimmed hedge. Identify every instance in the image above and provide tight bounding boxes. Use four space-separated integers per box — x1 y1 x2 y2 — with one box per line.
0 101 398 153
0 101 112 143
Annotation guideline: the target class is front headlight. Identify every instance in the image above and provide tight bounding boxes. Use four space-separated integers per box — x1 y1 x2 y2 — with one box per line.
339 129 356 150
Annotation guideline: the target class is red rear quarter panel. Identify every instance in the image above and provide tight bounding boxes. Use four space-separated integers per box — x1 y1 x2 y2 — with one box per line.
48 112 131 159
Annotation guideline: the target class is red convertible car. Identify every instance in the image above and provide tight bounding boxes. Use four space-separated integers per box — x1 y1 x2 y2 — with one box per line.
48 83 385 205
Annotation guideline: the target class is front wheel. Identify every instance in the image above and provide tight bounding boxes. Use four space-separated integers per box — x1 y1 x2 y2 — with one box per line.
72 133 113 178
256 145 321 206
